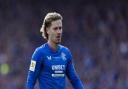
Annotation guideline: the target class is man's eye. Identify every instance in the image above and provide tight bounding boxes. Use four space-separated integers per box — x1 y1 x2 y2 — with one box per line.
54 27 58 30
59 27 62 30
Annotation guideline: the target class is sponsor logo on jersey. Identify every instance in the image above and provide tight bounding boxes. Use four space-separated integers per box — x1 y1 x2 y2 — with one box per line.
51 65 65 77
52 74 65 77
52 65 65 70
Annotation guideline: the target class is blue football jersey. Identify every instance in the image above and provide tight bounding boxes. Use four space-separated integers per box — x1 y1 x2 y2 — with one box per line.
26 43 84 89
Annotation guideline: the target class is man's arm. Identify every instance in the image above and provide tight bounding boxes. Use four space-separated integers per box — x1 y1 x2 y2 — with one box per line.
26 48 42 89
66 49 85 89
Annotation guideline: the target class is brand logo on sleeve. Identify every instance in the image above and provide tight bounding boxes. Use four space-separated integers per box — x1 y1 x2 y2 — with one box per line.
29 60 36 72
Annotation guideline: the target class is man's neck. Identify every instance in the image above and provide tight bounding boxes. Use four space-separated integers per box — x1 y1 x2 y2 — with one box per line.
47 41 58 52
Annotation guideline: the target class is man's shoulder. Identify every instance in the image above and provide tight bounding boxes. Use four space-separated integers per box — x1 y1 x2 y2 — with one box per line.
59 44 67 49
59 44 70 52
34 43 47 53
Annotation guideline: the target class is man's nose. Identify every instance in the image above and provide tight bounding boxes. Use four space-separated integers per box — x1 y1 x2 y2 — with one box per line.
57 29 62 34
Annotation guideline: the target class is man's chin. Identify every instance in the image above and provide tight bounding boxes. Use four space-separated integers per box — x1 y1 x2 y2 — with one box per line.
54 39 61 44
56 41 61 44
55 40 61 44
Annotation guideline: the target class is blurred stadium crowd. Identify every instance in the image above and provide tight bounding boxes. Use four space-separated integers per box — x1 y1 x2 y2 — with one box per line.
0 0 128 89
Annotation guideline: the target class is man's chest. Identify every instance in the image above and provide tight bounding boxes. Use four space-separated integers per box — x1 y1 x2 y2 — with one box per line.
42 52 68 76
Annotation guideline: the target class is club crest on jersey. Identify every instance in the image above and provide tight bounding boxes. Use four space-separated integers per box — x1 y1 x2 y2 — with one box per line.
47 56 52 60
61 52 66 61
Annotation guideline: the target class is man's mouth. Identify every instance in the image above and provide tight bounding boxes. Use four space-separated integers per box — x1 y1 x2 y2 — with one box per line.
56 35 61 39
